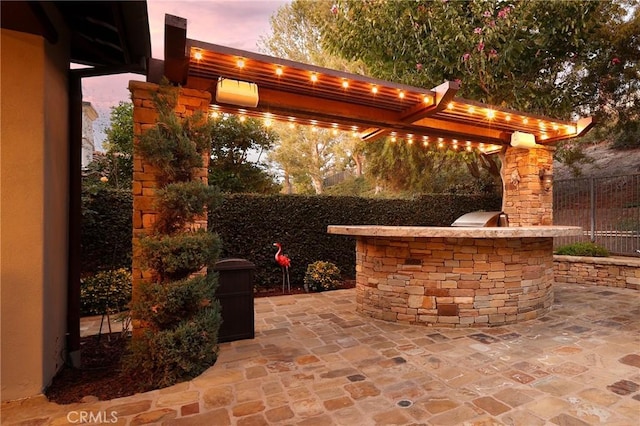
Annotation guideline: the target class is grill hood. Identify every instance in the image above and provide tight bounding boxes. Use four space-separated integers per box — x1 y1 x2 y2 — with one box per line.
451 211 505 227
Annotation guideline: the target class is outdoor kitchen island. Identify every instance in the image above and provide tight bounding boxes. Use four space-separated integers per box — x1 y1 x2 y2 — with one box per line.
328 225 582 327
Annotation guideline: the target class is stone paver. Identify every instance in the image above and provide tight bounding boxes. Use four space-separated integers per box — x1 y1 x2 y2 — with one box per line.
1 283 639 425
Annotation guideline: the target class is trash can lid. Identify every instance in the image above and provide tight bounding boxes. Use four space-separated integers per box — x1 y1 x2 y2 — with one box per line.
213 258 256 270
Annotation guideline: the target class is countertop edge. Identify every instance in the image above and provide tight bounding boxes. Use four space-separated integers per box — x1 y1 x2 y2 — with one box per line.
327 225 584 238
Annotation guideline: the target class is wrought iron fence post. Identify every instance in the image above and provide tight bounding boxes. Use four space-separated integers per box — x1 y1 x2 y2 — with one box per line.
590 177 596 242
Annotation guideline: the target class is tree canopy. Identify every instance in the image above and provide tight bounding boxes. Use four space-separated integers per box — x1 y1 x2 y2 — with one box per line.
318 0 638 129
209 115 281 193
84 101 134 189
268 124 352 194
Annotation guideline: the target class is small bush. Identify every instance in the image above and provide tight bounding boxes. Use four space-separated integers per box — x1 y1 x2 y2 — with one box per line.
304 261 341 292
80 269 132 316
555 242 610 257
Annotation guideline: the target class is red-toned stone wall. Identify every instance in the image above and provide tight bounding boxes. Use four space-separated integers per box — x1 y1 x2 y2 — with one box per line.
129 81 211 312
355 236 554 327
500 146 554 226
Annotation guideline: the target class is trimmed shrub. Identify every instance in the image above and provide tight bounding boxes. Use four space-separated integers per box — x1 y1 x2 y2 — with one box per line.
555 242 610 257
130 275 216 328
126 305 221 388
304 261 341 292
80 269 132 316
139 231 222 281
127 83 222 390
154 182 221 234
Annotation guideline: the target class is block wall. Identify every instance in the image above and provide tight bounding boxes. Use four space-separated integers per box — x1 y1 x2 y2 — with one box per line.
554 255 640 290
355 236 555 327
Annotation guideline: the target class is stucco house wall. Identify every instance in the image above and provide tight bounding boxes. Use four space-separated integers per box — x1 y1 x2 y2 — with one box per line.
1 27 70 401
81 101 98 168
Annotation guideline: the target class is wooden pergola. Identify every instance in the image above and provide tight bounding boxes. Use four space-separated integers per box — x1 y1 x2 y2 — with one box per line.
153 15 592 154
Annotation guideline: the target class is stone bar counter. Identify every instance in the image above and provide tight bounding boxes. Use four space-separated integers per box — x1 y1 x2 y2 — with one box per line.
327 225 582 328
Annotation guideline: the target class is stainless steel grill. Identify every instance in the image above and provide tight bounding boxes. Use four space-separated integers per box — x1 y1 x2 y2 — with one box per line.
451 211 505 227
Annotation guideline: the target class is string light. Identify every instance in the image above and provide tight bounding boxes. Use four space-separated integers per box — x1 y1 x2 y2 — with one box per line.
275 66 283 76
423 95 432 104
310 73 318 83
194 51 203 61
468 106 475 114
486 109 495 120
210 111 219 118
342 80 349 89
371 85 378 94
522 117 529 125
399 91 405 99
239 115 246 122
505 114 511 122
447 102 454 110
236 58 245 68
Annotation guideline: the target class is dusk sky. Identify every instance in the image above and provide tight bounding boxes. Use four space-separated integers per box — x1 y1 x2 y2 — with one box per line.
83 0 289 148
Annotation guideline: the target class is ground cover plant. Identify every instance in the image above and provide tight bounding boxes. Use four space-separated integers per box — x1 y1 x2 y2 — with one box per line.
555 241 610 257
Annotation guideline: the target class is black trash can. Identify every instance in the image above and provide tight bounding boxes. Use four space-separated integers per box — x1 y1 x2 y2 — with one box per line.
213 258 255 343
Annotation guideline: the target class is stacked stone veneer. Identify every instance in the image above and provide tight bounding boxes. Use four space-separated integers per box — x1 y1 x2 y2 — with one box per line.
355 236 555 327
129 81 211 306
554 255 640 290
501 146 554 226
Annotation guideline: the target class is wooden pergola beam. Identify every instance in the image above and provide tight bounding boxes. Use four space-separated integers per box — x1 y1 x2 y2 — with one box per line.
164 14 189 85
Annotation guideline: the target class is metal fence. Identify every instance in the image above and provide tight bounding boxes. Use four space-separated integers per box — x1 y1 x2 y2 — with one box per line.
323 170 353 188
553 174 640 256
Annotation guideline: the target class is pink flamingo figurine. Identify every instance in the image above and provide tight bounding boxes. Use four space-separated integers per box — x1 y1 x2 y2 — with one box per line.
273 242 291 293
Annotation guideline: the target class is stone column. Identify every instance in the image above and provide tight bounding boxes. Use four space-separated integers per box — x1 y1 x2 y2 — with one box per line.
129 81 211 328
500 145 554 226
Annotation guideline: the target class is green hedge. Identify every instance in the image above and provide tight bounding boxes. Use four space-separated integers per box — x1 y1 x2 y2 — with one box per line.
81 187 132 274
80 268 132 316
81 190 501 290
209 194 501 289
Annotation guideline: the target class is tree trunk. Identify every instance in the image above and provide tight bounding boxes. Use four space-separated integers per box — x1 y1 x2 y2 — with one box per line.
283 171 293 194
311 175 324 194
354 154 364 176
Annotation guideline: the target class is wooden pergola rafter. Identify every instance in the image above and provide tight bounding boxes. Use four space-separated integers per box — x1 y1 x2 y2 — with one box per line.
154 15 593 153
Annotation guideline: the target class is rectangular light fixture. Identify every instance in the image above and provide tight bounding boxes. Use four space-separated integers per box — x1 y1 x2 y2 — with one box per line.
215 78 259 107
510 131 537 149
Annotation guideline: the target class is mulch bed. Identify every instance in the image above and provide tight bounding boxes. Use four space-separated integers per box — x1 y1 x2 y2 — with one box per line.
45 332 144 404
45 282 356 404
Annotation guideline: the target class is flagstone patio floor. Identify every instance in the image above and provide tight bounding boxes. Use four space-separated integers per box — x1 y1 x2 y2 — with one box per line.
2 283 639 425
